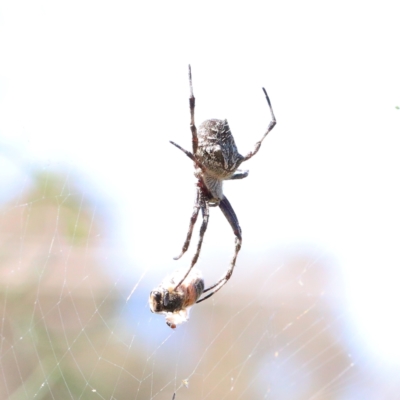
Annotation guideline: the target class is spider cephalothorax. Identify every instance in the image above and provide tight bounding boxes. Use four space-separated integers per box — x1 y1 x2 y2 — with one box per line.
170 65 276 302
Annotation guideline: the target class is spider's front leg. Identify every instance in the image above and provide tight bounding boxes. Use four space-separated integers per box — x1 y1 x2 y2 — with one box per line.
197 195 242 302
242 88 277 162
188 65 198 155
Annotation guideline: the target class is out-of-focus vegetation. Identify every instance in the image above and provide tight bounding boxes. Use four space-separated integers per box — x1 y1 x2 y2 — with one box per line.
0 170 363 400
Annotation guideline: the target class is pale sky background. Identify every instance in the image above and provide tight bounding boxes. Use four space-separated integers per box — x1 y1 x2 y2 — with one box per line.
1 0 400 378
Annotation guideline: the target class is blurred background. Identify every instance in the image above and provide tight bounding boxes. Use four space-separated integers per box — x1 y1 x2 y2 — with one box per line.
1 1 400 399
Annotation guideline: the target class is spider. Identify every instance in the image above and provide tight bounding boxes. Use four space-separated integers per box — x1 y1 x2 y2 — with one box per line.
149 268 204 329
170 65 276 302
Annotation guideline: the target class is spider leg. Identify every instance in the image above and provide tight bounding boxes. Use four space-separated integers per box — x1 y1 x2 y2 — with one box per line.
170 141 196 163
227 169 249 180
242 88 277 162
173 187 201 260
174 190 210 290
169 65 201 170
170 141 207 172
197 195 242 302
188 65 198 155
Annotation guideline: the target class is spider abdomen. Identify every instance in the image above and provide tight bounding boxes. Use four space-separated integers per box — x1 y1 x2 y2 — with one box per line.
197 119 244 180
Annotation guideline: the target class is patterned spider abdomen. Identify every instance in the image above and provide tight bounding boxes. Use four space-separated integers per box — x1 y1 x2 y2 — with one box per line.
196 119 244 199
197 119 244 177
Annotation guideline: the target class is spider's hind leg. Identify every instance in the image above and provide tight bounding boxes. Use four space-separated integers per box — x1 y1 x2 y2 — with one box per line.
174 187 210 289
197 195 242 302
173 187 201 261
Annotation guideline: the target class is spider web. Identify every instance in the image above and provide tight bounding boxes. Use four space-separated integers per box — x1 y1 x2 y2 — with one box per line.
1 1 400 399
0 159 398 400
